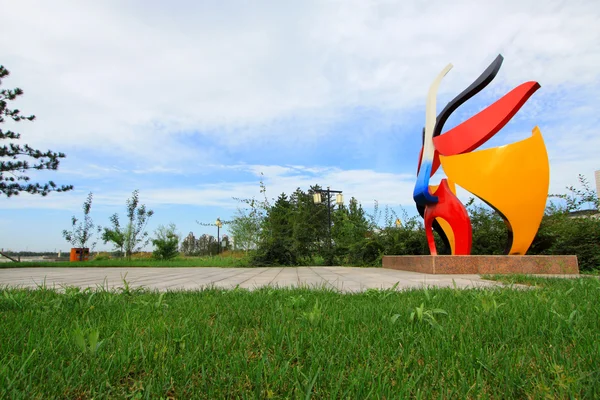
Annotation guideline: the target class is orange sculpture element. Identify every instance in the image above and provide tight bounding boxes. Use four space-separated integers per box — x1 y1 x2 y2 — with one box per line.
439 127 549 255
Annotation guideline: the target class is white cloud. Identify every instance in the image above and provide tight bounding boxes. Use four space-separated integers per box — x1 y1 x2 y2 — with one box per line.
1 0 598 159
0 164 416 211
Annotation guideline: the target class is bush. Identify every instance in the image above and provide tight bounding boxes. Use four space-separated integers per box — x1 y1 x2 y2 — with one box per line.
93 252 111 261
152 223 180 261
532 212 600 271
467 201 509 255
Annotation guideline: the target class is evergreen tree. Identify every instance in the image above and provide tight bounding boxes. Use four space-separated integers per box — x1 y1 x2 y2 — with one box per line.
0 65 72 197
255 193 296 265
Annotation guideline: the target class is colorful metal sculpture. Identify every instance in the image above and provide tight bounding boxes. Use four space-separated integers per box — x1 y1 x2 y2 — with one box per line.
413 54 549 255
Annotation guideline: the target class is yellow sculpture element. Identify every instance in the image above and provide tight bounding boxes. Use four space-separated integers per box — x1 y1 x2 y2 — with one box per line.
436 217 456 254
439 127 549 255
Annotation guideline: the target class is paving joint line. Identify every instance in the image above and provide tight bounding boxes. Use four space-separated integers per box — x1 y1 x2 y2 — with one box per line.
267 267 285 286
232 267 274 287
307 267 338 291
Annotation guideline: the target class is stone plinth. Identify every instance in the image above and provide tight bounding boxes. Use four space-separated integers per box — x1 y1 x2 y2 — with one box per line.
382 255 579 274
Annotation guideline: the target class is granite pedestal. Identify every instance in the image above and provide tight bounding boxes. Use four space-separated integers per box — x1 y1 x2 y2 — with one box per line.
382 255 579 274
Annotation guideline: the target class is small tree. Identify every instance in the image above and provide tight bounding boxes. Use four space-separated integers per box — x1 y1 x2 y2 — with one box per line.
1 65 73 197
228 208 260 254
62 192 97 260
152 223 180 260
101 214 126 258
101 190 154 260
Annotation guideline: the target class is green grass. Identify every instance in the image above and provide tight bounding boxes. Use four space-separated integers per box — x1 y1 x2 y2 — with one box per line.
0 255 250 268
1 277 599 398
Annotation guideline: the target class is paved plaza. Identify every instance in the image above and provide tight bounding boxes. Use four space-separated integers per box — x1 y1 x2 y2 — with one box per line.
0 267 507 293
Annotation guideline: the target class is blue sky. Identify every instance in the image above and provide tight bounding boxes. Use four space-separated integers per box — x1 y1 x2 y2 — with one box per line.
1 0 599 252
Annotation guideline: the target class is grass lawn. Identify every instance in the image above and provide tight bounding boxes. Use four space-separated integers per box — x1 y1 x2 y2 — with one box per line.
0 255 250 269
1 275 599 398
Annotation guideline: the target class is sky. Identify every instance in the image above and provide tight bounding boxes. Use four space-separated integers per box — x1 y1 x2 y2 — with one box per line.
1 0 599 252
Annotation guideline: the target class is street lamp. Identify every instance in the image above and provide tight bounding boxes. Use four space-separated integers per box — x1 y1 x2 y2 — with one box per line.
216 217 223 255
313 186 343 266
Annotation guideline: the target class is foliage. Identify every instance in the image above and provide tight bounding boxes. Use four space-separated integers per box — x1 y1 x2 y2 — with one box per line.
526 176 600 270
331 197 371 264
180 232 199 256
197 234 221 256
100 214 127 258
0 65 73 197
532 211 600 271
465 198 509 255
93 252 111 261
101 190 154 260
62 192 97 258
230 174 270 254
227 208 260 253
250 185 333 266
179 232 225 257
1 278 600 398
228 173 600 268
549 174 599 212
252 193 297 265
152 223 180 261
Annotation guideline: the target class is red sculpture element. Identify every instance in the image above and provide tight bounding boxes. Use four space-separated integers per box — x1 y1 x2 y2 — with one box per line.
424 180 472 255
429 81 540 174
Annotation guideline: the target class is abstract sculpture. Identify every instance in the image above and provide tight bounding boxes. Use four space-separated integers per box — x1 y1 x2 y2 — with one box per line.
413 54 549 256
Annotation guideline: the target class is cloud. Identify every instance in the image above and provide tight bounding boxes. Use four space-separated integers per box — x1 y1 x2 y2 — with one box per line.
0 164 416 211
1 0 599 160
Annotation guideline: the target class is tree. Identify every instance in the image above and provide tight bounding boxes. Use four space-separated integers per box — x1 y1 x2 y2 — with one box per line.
152 223 180 260
228 208 260 253
197 234 218 256
332 197 373 264
255 193 296 265
230 173 270 254
101 214 127 258
289 186 329 262
180 232 199 256
0 65 72 197
62 192 97 260
101 190 154 260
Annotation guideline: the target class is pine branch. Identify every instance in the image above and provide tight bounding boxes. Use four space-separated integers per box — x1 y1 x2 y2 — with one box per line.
0 65 72 197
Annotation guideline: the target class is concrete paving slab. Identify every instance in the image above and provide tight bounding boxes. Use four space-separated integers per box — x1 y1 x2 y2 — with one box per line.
0 266 543 293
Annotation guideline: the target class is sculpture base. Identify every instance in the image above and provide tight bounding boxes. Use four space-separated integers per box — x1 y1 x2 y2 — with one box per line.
382 255 579 274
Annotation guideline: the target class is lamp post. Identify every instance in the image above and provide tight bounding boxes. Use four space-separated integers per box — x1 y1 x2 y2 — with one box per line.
215 217 223 255
313 186 344 266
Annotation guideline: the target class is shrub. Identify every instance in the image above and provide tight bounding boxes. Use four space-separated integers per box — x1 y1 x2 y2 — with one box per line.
532 212 600 271
152 223 180 261
93 252 111 261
